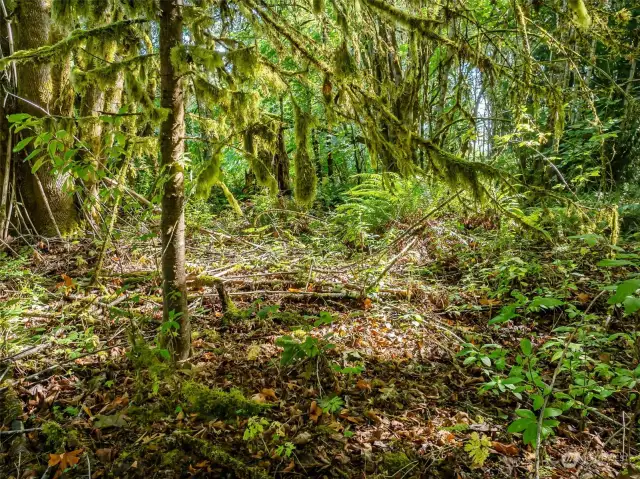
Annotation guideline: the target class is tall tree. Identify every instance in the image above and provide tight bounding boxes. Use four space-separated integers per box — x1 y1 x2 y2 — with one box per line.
14 0 77 236
159 0 190 360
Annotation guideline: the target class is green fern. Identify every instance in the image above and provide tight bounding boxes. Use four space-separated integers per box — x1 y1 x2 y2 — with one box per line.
464 432 492 468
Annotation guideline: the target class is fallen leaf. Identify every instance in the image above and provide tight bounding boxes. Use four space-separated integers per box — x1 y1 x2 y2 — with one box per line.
309 401 323 423
49 449 83 479
261 388 277 401
356 379 371 392
292 431 313 445
479 298 501 306
283 460 295 472
365 410 382 424
576 293 590 303
93 413 128 429
96 448 117 463
561 451 581 469
363 298 372 310
491 441 519 456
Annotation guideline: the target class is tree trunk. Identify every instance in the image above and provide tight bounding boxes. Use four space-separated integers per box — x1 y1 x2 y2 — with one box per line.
14 0 77 237
325 130 334 182
159 0 190 360
273 127 291 196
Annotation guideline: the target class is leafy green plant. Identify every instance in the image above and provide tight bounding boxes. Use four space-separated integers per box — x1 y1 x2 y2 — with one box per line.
318 395 344 414
507 408 561 447
464 432 491 468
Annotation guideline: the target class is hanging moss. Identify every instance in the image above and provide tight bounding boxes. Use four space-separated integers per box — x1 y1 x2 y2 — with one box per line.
244 128 277 193
334 42 357 79
217 180 244 216
293 104 317 207
195 149 223 199
172 46 224 74
0 19 147 69
193 75 230 107
568 0 592 28
72 54 155 92
313 0 325 14
228 47 260 79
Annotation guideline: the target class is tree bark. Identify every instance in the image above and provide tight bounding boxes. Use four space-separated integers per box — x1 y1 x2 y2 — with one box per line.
14 0 77 236
159 0 190 360
273 127 291 196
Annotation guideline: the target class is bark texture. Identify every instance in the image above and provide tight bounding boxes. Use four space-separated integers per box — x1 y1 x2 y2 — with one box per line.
159 0 190 360
15 0 77 236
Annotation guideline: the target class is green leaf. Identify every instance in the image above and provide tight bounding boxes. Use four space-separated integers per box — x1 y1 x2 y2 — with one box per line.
31 157 46 174
543 408 562 418
13 136 34 152
523 423 538 446
531 394 544 410
7 113 31 123
609 280 640 305
623 296 640 315
488 304 518 325
528 296 564 311
515 409 536 419
480 356 491 367
520 338 533 356
507 418 532 433
23 148 42 163
597 259 636 267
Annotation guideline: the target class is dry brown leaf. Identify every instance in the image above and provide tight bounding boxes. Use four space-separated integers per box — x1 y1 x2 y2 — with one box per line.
365 410 382 424
479 298 501 306
49 449 83 478
576 293 590 303
491 441 519 456
283 460 295 472
309 401 323 423
95 448 117 463
356 379 371 392
261 388 277 401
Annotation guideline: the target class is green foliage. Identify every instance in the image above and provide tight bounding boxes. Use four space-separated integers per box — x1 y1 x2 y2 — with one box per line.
464 432 491 468
293 104 317 207
182 382 268 418
318 395 344 414
275 334 334 365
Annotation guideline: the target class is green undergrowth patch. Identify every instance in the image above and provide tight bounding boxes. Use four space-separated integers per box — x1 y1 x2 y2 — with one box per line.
181 382 269 419
179 435 270 479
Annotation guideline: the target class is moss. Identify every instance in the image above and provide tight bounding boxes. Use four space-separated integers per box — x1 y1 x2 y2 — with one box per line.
42 421 68 450
0 19 147 69
182 382 268 418
0 386 22 426
127 405 168 424
244 128 277 193
381 451 412 475
162 449 182 466
313 0 325 14
180 435 270 479
195 149 223 199
229 47 260 79
568 0 592 28
293 104 318 207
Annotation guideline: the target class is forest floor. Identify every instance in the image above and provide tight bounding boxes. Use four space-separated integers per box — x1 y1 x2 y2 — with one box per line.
0 206 637 478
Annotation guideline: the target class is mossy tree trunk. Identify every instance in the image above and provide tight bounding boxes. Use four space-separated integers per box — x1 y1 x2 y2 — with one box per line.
14 0 77 236
159 0 190 360
273 126 291 196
